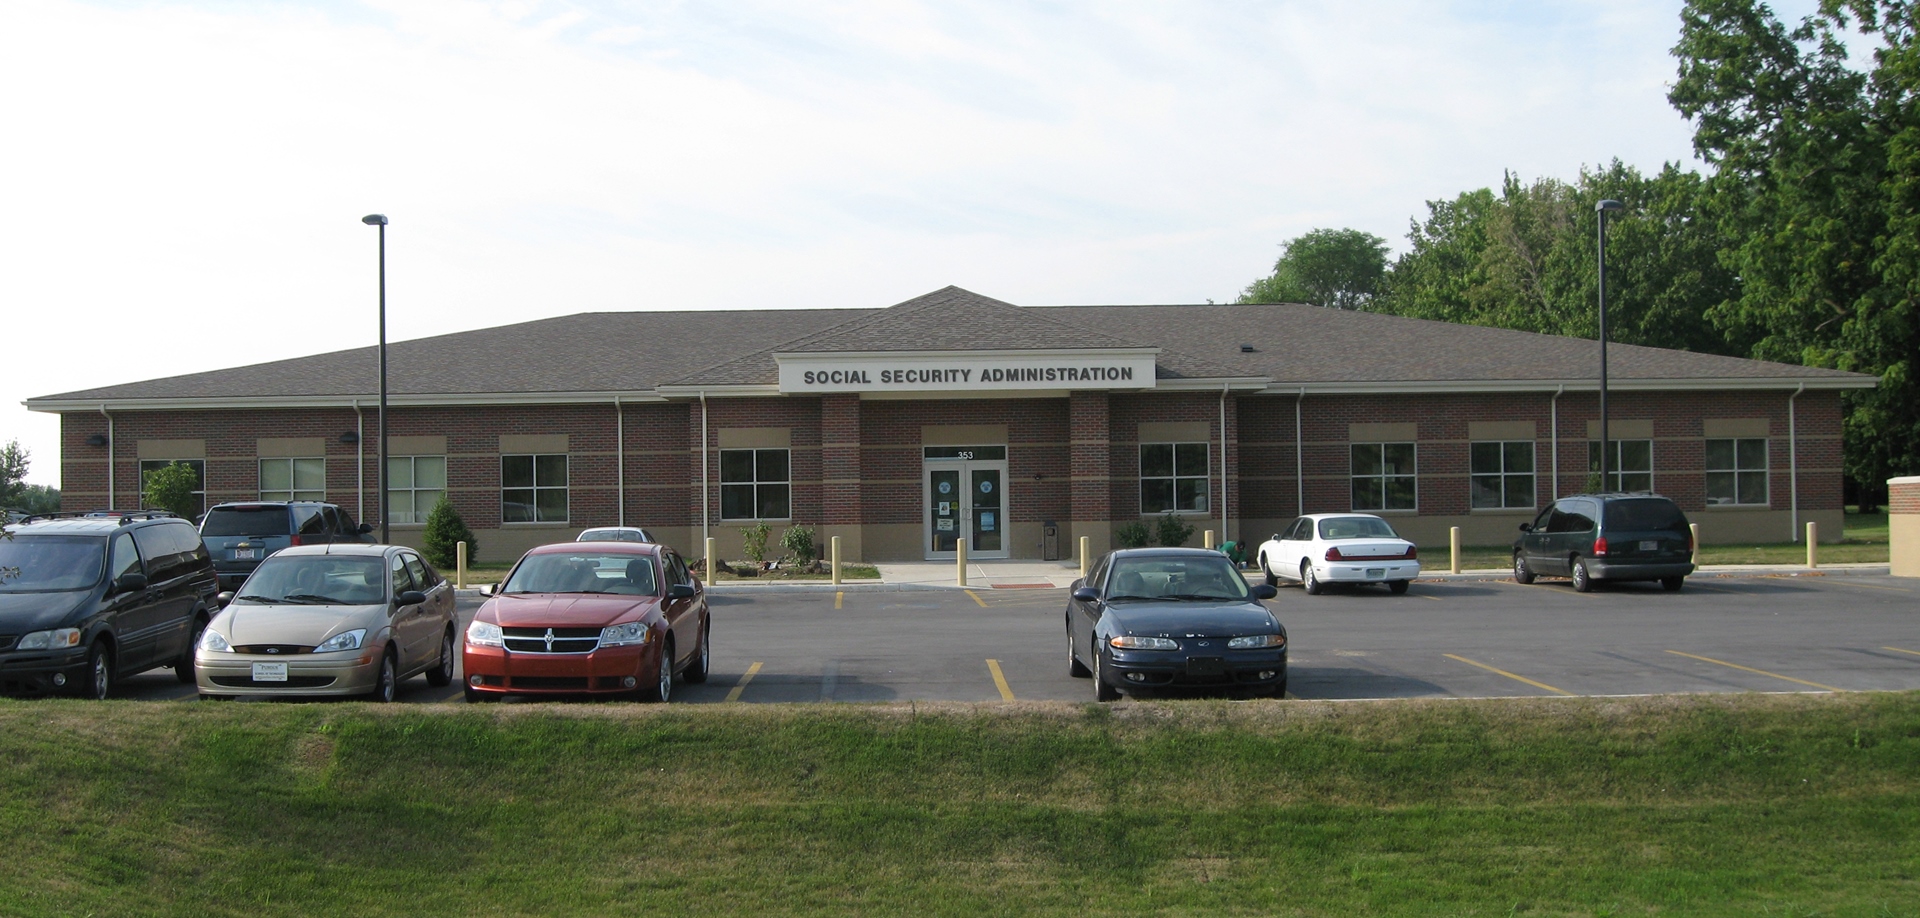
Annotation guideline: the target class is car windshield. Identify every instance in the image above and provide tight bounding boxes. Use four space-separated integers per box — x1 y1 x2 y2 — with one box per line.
502 553 659 596
1605 499 1687 531
1105 556 1249 602
201 506 290 537
0 535 104 592
235 555 386 605
578 529 645 543
1317 517 1400 540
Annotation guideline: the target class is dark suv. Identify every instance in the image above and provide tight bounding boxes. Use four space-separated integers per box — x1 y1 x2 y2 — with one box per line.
200 502 376 591
0 512 220 698
1513 494 1695 592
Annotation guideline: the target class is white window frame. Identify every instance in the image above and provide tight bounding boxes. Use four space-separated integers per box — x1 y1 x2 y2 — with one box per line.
1587 440 1654 494
386 455 447 526
259 457 326 503
1470 440 1536 509
1139 442 1210 515
719 448 791 521
1705 438 1768 506
1351 442 1417 511
502 453 569 524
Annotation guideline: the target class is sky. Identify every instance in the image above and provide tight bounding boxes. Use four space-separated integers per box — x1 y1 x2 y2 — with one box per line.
0 0 1837 487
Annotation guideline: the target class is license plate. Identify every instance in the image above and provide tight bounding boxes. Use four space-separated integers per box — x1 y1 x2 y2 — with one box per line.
1639 541 1658 551
1366 568 1385 578
251 662 288 682
1188 657 1226 676
232 549 257 560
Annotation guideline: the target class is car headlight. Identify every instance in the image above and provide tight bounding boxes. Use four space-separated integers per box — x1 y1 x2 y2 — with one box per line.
1228 634 1287 649
599 621 650 647
313 629 366 653
199 630 233 653
1109 635 1179 651
466 620 504 647
16 628 81 651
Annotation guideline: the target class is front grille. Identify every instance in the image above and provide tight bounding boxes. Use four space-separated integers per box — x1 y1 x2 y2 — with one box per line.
503 627 600 654
232 645 312 655
210 675 336 688
508 676 591 689
0 636 15 652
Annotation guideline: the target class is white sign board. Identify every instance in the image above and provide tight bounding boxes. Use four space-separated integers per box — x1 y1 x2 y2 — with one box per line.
777 351 1157 394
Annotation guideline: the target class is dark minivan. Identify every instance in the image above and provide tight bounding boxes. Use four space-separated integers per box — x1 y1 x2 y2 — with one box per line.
200 502 376 591
1513 494 1695 592
0 512 220 698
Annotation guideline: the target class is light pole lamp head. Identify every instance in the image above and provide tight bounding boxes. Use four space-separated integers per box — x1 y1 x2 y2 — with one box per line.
361 214 389 226
1595 199 1625 214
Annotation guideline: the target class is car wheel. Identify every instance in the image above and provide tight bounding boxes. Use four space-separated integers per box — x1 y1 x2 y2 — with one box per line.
636 640 674 703
1388 579 1410 595
1092 647 1120 702
1261 556 1278 588
1302 562 1324 596
175 615 207 684
1513 553 1536 585
1662 575 1685 592
85 641 113 701
1571 558 1595 593
367 650 398 703
426 628 455 687
683 619 711 684
1068 623 1091 678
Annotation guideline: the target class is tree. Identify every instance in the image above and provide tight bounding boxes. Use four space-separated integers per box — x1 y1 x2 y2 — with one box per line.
0 440 27 509
422 497 478 569
15 485 59 515
1238 228 1389 309
141 461 200 519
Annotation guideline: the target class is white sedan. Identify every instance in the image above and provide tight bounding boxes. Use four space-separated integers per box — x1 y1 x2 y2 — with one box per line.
1256 513 1421 595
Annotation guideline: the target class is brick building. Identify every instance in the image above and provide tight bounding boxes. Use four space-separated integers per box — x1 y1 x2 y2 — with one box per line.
26 287 1874 562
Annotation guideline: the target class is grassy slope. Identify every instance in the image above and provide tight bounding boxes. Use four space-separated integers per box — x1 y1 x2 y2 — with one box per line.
2 694 1916 916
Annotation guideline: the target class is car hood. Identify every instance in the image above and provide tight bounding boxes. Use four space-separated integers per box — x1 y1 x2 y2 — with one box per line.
1325 539 1414 557
0 589 95 632
219 602 384 647
1106 601 1280 638
485 593 658 628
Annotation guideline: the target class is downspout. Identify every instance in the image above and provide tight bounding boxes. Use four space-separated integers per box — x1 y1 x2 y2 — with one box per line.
615 396 625 527
1550 385 1563 500
699 391 711 549
352 400 364 522
100 405 113 510
1789 383 1804 541
1295 388 1306 516
1220 384 1229 546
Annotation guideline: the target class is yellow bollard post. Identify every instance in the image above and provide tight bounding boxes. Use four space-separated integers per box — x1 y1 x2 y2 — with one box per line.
705 537 717 579
1689 523 1701 560
1449 527 1460 575
456 541 468 589
1807 521 1819 569
1204 529 1216 549
1079 535 1090 579
831 535 842 586
957 538 968 587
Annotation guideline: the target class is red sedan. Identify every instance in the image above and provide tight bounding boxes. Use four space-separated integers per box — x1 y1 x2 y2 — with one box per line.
462 542 710 702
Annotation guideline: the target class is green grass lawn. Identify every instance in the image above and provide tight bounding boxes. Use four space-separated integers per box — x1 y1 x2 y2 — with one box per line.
2 693 1916 916
1435 508 1891 570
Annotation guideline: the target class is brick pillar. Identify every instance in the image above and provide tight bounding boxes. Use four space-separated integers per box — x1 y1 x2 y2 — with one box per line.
820 394 864 561
1070 391 1112 555
1891 476 1920 577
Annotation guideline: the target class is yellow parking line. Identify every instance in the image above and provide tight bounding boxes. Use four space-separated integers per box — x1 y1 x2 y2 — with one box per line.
1883 646 1920 658
1443 654 1574 696
1411 592 1442 602
985 659 1016 702
724 661 764 703
1664 651 1844 692
835 591 843 610
965 590 988 608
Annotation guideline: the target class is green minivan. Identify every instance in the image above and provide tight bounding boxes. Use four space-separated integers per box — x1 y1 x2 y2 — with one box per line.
1512 494 1695 592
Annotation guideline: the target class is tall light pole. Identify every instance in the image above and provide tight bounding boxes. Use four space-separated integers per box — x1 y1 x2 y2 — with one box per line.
360 213 389 545
1595 199 1624 492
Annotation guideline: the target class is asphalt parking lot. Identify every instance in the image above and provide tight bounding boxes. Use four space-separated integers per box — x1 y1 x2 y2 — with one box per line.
108 572 1920 704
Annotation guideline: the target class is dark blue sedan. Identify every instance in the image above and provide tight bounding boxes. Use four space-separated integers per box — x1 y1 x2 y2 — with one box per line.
1066 548 1286 701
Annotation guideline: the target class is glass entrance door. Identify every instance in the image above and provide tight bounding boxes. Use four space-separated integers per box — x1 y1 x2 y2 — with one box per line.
923 446 1009 560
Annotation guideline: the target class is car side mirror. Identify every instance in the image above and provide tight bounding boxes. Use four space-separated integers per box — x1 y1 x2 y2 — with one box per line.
667 583 696 600
114 572 148 594
358 522 374 534
1250 584 1278 600
478 582 496 596
1518 523 1533 533
216 590 235 607
1072 587 1099 603
394 590 428 607
1271 533 1280 542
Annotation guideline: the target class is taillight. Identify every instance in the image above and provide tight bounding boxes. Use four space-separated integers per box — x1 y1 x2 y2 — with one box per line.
1592 536 1608 556
1406 545 1418 560
1325 546 1345 561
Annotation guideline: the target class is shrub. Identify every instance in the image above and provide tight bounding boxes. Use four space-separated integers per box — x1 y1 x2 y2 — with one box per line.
780 525 817 566
422 497 478 568
141 461 200 520
741 522 772 564
1115 520 1152 549
1156 512 1196 548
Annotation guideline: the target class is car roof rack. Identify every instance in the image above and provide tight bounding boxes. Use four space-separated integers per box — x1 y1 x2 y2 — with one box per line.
19 509 179 525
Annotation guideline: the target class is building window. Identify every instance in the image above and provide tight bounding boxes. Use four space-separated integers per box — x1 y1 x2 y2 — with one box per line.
139 459 206 517
720 448 790 520
260 457 325 502
502 454 568 523
1140 443 1209 514
1588 440 1653 493
1471 441 1535 509
1351 442 1416 511
387 456 446 525
1705 438 1767 506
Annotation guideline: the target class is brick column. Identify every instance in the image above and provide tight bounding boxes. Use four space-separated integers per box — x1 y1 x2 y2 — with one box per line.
1070 391 1112 555
820 394 864 561
1891 476 1920 578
